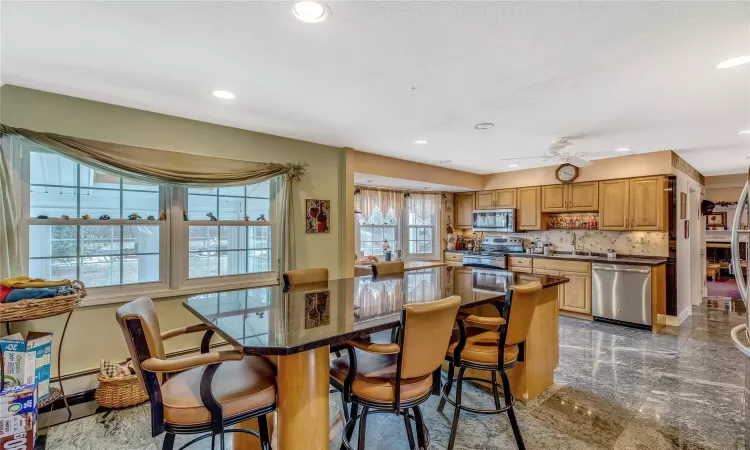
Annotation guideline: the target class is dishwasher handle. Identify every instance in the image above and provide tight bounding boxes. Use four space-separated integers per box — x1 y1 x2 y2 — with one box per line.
592 265 650 274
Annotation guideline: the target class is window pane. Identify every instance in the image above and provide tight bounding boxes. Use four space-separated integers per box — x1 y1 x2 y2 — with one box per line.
122 178 159 192
383 227 395 242
218 186 245 197
371 228 384 243
188 187 217 195
122 254 160 284
29 225 77 258
81 225 121 256
80 256 121 287
80 167 119 189
28 258 77 281
218 196 245 220
218 290 246 312
220 226 247 251
189 226 219 252
247 182 270 198
360 227 373 242
123 191 159 219
188 194 217 220
246 198 270 221
80 189 121 219
248 250 271 273
248 226 271 249
30 186 77 218
123 226 160 254
220 250 248 276
189 252 219 278
30 151 77 186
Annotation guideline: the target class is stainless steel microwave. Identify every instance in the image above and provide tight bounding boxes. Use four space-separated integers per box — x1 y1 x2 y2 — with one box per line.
472 209 516 233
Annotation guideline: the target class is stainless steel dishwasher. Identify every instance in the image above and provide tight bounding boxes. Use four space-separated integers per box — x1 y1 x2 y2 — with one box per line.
592 263 652 327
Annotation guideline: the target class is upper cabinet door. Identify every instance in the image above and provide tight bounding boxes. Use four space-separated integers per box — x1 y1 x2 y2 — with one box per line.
517 186 543 230
629 176 665 231
567 182 599 211
455 193 474 228
475 191 496 210
599 179 630 230
494 189 517 208
541 185 567 212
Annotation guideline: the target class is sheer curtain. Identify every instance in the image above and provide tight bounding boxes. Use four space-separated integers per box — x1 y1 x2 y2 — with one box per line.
406 193 440 221
357 187 405 221
0 144 23 278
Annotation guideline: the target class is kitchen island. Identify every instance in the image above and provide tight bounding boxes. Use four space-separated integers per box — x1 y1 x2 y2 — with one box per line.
183 266 567 449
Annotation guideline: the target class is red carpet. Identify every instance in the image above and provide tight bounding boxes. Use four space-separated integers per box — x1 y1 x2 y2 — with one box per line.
707 278 741 299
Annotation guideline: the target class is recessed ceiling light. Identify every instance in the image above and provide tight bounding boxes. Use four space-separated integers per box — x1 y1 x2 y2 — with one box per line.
292 0 331 23
615 148 631 152
474 123 495 130
366 180 374 183
213 90 235 100
508 164 519 168
413 140 429 144
439 160 452 163
739 130 750 135
716 56 750 69
423 187 430 190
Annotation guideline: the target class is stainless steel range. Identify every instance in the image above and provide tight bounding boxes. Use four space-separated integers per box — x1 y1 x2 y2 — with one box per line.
462 237 524 269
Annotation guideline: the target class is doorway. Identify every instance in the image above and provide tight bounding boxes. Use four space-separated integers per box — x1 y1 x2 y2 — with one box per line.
689 188 703 305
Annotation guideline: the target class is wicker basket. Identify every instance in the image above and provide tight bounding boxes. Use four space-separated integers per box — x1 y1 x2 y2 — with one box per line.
0 280 86 322
95 373 148 409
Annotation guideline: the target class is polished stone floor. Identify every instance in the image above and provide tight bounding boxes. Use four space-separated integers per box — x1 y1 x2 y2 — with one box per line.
41 299 748 450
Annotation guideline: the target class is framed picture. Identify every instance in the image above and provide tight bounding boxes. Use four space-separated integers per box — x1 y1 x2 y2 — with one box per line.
306 199 330 233
706 211 727 229
684 220 689 238
445 200 453 213
680 192 687 219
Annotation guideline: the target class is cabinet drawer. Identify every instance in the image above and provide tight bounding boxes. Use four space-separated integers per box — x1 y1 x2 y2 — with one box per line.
512 267 533 274
445 252 464 262
533 258 590 273
509 257 532 268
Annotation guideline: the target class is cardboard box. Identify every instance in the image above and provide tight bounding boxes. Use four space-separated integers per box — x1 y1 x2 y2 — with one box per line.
0 333 52 400
0 384 37 450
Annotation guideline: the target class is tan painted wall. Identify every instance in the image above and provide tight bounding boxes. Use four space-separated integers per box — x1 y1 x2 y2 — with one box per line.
482 151 674 189
352 150 483 190
1 85 347 376
705 174 746 203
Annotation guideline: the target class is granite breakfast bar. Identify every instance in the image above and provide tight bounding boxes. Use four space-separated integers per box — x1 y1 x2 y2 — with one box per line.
182 266 567 450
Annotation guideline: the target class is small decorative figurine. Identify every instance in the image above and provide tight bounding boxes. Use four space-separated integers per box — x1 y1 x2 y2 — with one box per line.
243 215 250 222
158 212 167 221
81 214 90 220
128 213 141 220
183 210 189 221
36 215 49 219
99 214 111 221
256 214 267 221
206 212 218 221
61 215 70 221
147 215 156 221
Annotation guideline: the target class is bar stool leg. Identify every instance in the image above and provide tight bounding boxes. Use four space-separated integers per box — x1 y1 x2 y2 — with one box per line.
437 362 454 413
258 414 271 450
491 371 502 410
358 406 370 450
403 409 416 449
413 406 428 450
447 365 466 450
162 433 175 450
341 403 359 450
500 371 525 450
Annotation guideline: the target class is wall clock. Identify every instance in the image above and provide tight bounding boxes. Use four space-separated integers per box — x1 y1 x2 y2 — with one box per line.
555 163 579 183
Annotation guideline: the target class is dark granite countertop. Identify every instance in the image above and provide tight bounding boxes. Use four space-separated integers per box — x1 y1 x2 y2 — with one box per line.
446 249 666 266
183 267 567 356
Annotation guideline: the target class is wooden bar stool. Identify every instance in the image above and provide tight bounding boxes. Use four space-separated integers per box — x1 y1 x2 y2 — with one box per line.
371 261 405 276
330 296 462 450
438 282 542 450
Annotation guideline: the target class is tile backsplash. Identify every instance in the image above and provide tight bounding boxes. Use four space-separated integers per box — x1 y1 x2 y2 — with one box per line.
493 230 669 257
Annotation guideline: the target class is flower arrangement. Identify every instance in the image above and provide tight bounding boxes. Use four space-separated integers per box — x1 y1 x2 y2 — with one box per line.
206 212 218 221
128 213 141 220
99 215 111 220
159 212 167 221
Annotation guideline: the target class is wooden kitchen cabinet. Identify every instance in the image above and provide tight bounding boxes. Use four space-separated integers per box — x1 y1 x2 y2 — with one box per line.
599 179 630 230
454 192 475 229
454 268 474 303
558 271 591 315
542 182 599 212
475 189 516 210
542 185 567 212
517 186 543 230
629 176 665 231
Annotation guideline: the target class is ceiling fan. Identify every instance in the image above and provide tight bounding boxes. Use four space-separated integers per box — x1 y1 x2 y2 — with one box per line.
495 138 593 167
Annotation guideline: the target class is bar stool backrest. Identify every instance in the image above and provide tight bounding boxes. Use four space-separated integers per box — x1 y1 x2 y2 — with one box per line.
283 268 329 285
116 297 166 390
400 296 462 379
372 261 405 276
504 282 543 346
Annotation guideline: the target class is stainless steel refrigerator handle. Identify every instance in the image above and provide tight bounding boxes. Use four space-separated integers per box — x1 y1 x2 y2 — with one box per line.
593 267 650 274
731 180 749 304
731 324 750 357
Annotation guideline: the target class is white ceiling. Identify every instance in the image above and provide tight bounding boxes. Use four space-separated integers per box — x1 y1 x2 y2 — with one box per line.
354 173 474 192
1 1 749 176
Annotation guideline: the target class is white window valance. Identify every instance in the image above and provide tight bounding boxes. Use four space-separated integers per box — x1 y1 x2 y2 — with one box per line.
357 187 405 221
406 193 440 221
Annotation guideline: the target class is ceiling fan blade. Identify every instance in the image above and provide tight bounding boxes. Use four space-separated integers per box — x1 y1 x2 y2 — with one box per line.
493 155 546 162
568 156 592 168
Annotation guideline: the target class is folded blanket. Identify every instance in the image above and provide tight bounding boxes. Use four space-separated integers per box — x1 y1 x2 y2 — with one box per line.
0 286 10 303
5 286 75 303
0 276 72 289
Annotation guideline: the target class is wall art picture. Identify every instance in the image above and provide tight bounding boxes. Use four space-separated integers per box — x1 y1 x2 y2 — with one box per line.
706 211 727 229
305 291 330 329
680 192 687 219
306 199 331 233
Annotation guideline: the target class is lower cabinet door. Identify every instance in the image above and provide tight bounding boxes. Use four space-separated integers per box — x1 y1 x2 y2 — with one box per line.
559 272 591 314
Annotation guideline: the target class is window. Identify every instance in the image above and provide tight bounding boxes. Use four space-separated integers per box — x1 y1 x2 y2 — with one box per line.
406 211 435 257
186 183 274 279
25 148 163 288
356 206 398 257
